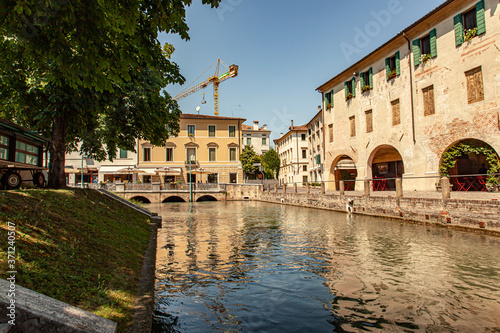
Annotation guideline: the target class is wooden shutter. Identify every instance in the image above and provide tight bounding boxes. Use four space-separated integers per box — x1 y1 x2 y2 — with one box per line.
423 86 435 116
369 67 373 89
391 99 400 126
351 77 356 97
430 29 437 58
344 82 348 98
385 58 390 80
395 51 401 76
466 67 484 104
476 0 486 35
330 90 334 108
454 14 463 46
359 72 365 88
412 39 421 65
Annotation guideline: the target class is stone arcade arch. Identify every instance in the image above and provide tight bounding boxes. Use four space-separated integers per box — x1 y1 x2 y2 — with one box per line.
130 196 151 204
162 196 186 203
196 195 218 202
329 155 358 191
367 145 404 191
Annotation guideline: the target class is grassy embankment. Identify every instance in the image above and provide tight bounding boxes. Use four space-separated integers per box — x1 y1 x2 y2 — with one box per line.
0 189 151 332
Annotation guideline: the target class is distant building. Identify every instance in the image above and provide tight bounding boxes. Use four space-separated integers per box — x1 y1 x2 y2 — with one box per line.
274 121 308 185
241 121 271 155
317 0 500 191
305 107 324 184
137 113 245 184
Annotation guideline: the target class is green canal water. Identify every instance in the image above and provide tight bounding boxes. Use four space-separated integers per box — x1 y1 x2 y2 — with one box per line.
149 201 500 332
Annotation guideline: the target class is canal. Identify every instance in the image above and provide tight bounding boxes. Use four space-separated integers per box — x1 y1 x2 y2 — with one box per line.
149 201 500 332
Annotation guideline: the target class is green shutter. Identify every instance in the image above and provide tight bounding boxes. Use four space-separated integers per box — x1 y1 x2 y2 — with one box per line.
412 38 421 65
330 90 334 107
368 67 373 89
454 14 463 46
344 82 348 98
324 92 329 108
395 51 400 76
476 0 486 35
316 154 321 164
430 29 437 58
385 57 390 80
359 72 365 88
351 77 356 97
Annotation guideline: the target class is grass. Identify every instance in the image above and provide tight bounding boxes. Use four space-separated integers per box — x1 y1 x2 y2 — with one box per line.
0 188 152 332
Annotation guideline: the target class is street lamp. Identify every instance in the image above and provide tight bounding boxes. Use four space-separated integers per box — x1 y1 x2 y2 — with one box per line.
189 155 195 202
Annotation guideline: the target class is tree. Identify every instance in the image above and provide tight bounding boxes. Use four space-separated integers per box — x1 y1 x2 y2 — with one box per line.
261 149 280 179
0 0 221 188
240 145 261 178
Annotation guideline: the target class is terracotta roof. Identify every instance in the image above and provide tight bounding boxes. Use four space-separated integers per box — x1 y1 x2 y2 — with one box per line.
241 123 271 132
180 113 246 121
289 125 307 131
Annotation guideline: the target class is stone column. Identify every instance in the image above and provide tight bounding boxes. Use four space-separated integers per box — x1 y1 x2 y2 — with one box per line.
306 182 310 194
116 183 125 192
321 182 325 194
396 178 403 198
152 183 161 191
339 181 344 196
364 180 371 196
294 183 297 193
274 184 277 193
283 184 287 193
441 177 451 199
267 184 271 193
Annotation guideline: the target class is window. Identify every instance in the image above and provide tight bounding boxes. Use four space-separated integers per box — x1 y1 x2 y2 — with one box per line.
454 1 486 46
365 110 373 133
0 135 9 160
229 173 237 183
391 99 401 125
246 138 251 145
303 165 307 172
262 137 267 145
209 148 216 161
186 148 196 163
324 90 334 109
166 148 173 161
412 29 437 65
303 176 308 183
349 116 356 137
229 126 236 137
208 125 216 137
465 67 484 104
385 52 400 80
15 141 39 166
119 149 127 159
360 68 373 92
301 134 306 141
143 148 151 162
208 173 218 183
316 154 321 164
229 148 237 161
302 149 307 159
187 125 195 136
422 86 435 116
344 78 356 100
328 124 333 143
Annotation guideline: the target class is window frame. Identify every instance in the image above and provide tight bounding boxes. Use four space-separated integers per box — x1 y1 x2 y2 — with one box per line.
143 147 151 162
187 124 195 136
208 147 217 162
229 147 237 161
228 125 236 138
208 125 216 137
165 147 174 161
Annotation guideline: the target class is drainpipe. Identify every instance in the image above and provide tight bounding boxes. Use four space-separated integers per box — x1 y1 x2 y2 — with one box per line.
403 32 417 145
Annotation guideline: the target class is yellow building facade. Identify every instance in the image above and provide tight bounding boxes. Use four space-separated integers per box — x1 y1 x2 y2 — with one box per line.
138 114 245 184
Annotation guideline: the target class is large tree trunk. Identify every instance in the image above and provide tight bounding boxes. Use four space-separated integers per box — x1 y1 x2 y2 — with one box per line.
47 115 67 188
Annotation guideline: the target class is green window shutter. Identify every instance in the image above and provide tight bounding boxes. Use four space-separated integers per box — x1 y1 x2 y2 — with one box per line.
395 51 401 76
324 92 329 108
359 72 365 88
330 90 334 107
454 14 463 46
385 57 390 80
412 38 421 65
476 0 486 35
368 67 373 89
430 29 437 58
344 82 348 98
351 77 356 97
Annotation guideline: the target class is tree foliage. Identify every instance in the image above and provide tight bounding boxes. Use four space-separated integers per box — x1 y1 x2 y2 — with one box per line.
261 148 280 179
240 145 261 176
0 0 221 188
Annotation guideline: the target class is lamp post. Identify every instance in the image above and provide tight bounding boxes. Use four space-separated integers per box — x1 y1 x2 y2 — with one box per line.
189 156 194 202
81 154 84 189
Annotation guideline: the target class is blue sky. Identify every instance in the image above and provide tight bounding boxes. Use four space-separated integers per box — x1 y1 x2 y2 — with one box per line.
158 0 445 144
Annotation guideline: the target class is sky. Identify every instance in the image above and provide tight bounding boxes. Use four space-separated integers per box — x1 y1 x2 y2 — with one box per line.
158 0 445 144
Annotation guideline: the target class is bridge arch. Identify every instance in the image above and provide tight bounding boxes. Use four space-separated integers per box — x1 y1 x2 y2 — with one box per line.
130 196 151 203
196 195 218 202
162 196 187 203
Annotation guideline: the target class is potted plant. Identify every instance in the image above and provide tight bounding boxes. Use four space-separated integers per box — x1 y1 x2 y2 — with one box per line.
388 69 397 80
361 85 371 92
464 27 477 42
345 92 353 101
420 53 432 63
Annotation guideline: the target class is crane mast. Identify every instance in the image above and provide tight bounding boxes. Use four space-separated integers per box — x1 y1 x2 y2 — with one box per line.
173 58 239 116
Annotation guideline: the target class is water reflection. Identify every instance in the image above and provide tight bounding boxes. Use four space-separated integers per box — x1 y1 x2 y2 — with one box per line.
152 201 500 332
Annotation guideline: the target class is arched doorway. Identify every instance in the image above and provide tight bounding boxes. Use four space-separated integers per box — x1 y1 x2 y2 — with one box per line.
368 145 404 191
162 196 186 203
440 139 499 191
196 195 217 202
331 155 357 191
131 196 151 203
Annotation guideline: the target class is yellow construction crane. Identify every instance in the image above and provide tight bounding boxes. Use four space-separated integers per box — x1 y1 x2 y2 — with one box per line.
173 58 239 116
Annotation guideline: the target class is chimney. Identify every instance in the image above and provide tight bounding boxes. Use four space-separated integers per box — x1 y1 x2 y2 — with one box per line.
280 133 283 138
253 120 259 130
291 120 294 127
318 105 321 112
262 124 267 130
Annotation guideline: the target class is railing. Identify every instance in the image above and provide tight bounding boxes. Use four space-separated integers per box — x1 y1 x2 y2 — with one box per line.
68 182 226 191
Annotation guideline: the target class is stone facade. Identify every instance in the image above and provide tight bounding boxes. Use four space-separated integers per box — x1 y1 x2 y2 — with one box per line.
306 108 324 183
274 122 309 185
317 0 500 191
241 121 271 155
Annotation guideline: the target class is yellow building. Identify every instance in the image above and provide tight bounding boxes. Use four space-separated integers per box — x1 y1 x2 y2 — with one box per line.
137 114 245 184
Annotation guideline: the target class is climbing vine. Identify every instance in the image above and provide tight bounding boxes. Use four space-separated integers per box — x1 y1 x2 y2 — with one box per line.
440 141 500 184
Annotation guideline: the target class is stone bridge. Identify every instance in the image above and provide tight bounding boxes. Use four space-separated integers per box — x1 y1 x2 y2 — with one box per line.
114 190 227 203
